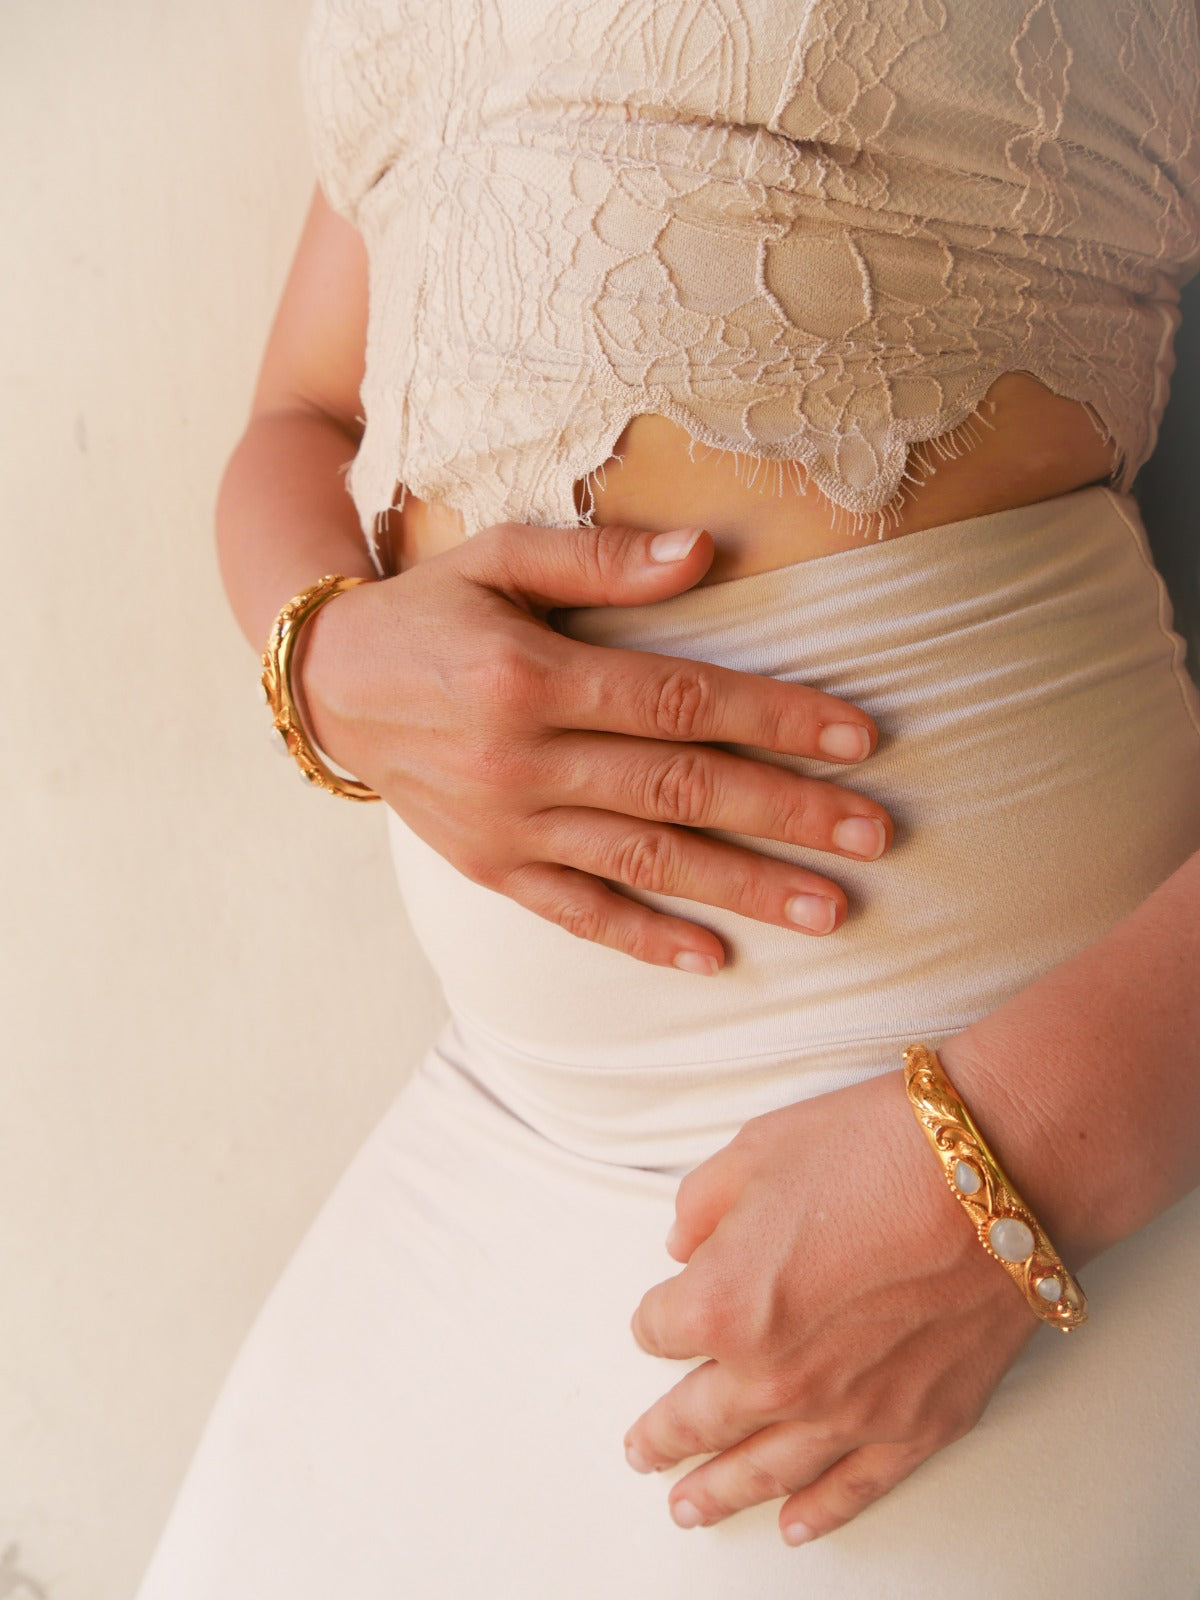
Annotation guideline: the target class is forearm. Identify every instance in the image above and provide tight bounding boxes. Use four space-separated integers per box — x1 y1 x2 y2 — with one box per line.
214 406 380 657
940 844 1200 1266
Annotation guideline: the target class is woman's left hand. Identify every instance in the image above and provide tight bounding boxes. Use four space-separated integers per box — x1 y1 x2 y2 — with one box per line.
624 1064 1038 1546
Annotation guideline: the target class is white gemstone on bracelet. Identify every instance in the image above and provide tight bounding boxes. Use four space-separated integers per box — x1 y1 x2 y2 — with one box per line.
1036 1274 1063 1302
988 1216 1035 1263
953 1160 982 1195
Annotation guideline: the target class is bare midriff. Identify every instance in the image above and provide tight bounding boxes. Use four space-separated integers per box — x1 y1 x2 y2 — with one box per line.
383 371 1118 586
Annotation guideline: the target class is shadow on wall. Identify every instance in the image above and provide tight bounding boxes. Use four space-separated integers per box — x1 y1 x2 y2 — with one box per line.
1135 270 1200 688
0 1543 49 1600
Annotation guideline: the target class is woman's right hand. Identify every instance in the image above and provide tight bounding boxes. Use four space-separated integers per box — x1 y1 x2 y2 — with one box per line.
295 519 893 974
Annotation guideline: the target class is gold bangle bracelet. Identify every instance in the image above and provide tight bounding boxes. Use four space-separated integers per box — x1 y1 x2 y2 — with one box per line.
902 1043 1087 1332
260 574 381 803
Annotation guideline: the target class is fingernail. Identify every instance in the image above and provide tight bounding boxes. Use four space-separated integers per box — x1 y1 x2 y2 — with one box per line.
674 950 719 975
832 817 887 859
783 1521 814 1546
649 527 706 562
784 894 837 934
625 1442 654 1474
671 1499 704 1529
817 722 870 761
665 1220 682 1253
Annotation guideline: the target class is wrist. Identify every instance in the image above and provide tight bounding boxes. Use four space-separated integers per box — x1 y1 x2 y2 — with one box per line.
261 573 381 800
929 852 1200 1269
289 576 374 775
877 1065 1042 1335
933 1023 1128 1270
902 1042 1088 1328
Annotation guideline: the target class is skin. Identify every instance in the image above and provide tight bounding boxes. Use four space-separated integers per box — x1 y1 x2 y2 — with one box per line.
217 182 1200 1549
623 857 1200 1541
391 376 1119 583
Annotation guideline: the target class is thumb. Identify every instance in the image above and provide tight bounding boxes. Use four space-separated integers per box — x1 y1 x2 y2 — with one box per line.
458 520 714 614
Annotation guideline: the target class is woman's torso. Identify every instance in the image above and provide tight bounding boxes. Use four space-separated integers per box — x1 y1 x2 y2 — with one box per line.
386 373 1117 582
383 483 1200 1166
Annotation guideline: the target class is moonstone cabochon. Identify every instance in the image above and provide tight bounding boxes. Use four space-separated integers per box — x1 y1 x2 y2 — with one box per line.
953 1160 982 1195
989 1217 1035 1263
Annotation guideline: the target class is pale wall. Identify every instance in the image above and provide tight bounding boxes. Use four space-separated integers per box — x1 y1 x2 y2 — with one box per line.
0 5 446 1596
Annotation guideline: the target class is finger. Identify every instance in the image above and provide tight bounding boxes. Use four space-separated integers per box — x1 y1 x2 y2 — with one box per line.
664 1418 850 1529
776 1440 929 1547
529 807 849 935
459 519 718 610
666 1142 751 1262
629 1231 734 1358
499 860 727 973
623 1359 797 1478
536 635 878 763
544 734 891 861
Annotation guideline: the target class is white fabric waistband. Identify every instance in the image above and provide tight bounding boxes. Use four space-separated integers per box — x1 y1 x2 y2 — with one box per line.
387 486 1200 1166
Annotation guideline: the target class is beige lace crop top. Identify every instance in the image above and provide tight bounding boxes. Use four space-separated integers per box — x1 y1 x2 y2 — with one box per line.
301 0 1200 573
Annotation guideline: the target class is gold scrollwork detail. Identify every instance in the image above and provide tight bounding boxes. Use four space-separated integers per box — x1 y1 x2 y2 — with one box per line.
902 1043 1087 1332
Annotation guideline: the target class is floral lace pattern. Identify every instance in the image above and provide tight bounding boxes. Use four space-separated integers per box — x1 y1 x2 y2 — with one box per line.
301 0 1200 570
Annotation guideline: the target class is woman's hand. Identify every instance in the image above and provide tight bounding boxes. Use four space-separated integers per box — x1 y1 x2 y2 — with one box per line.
622 844 1200 1543
294 519 893 973
624 1067 1037 1544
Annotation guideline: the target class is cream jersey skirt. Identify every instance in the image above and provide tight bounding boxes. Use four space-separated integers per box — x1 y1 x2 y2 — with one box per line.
135 485 1200 1598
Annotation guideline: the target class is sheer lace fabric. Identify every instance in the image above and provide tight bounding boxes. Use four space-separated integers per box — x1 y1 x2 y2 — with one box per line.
301 0 1200 571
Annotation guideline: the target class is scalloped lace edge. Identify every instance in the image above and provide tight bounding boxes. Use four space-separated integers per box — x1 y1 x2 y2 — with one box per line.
354 362 1124 577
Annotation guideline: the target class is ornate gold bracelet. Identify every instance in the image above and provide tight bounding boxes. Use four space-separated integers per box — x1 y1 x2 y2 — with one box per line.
902 1043 1087 1332
260 573 381 802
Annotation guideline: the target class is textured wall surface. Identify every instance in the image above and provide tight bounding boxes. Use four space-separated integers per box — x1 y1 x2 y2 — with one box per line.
0 6 445 1596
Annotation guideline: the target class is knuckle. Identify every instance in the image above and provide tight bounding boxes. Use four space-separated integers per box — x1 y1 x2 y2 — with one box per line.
673 1167 707 1221
726 858 777 923
748 1367 803 1417
662 1390 711 1458
667 1293 718 1354
731 1112 770 1150
836 1464 887 1510
928 1398 980 1450
747 689 793 753
684 1488 728 1523
650 665 711 741
737 1445 793 1505
507 650 550 714
776 784 815 846
456 849 501 889
463 520 518 578
612 828 676 894
686 1296 730 1354
621 922 668 967
578 527 627 586
468 736 528 795
479 518 517 551
551 895 606 945
642 750 714 824
843 1388 892 1441
465 637 539 712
